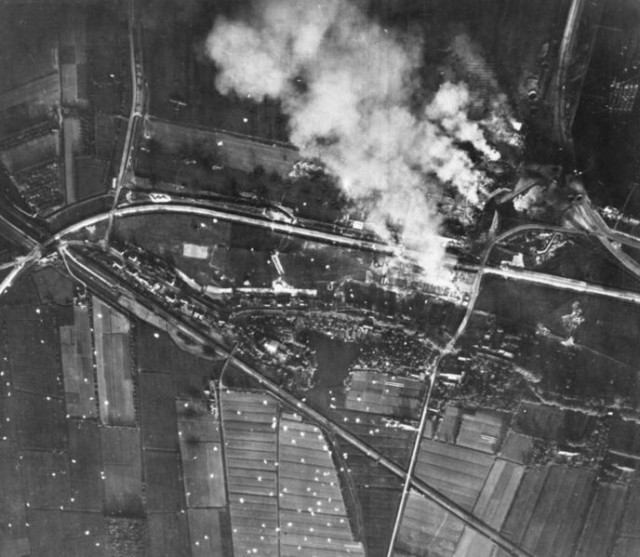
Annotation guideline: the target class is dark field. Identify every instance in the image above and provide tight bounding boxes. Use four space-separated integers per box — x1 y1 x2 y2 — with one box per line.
140 0 288 142
493 234 640 294
395 490 466 557
0 271 233 556
513 402 595 444
0 2 130 210
498 467 590 556
335 439 404 557
3 0 640 555
114 212 377 289
476 275 640 408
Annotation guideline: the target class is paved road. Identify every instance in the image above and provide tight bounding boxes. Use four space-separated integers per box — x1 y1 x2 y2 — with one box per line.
0 211 41 252
485 265 640 304
384 218 627 556
105 0 145 243
0 205 45 297
49 202 404 256
59 239 533 557
44 202 640 307
567 200 640 283
552 0 587 153
0 1 627 552
45 194 114 233
2 128 640 557
0 251 41 297
8 201 640 557
39 196 640 306
0 191 49 251
385 220 532 556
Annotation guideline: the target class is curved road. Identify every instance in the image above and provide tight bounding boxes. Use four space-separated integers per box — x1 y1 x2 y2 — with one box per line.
48 202 403 256
105 0 145 243
59 236 534 557
385 218 632 557
0 0 629 552
3 200 639 555
552 0 586 154
567 200 640 284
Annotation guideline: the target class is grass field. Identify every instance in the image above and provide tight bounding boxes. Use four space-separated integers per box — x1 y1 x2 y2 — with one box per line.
139 371 178 450
335 439 404 557
4 302 63 400
100 426 144 517
395 490 466 557
15 391 67 451
321 407 415 470
513 402 594 444
612 480 640 557
499 431 534 465
93 297 135 426
62 512 109 557
60 304 97 419
344 371 426 419
415 439 495 512
114 212 376 290
574 483 627 557
20 450 71 509
177 398 226 508
0 446 29 549
477 276 640 408
186 508 228 557
143 450 183 513
456 409 508 454
499 466 595 557
135 322 213 379
26 508 108 557
67 419 103 512
141 0 288 142
453 459 525 557
143 118 297 177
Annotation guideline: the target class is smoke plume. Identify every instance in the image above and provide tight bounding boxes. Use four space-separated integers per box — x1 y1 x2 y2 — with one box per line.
206 0 513 278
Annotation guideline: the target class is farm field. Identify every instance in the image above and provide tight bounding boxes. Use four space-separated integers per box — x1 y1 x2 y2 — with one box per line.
220 388 364 557
3 1 640 555
498 466 596 557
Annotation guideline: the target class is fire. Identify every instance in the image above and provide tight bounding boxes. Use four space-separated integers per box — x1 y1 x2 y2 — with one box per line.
206 0 518 279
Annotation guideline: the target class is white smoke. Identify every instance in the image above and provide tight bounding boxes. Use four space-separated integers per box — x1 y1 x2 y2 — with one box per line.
449 33 523 149
206 0 509 278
